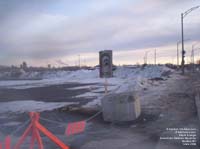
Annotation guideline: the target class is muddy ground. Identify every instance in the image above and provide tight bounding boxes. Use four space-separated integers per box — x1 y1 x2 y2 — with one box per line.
0 72 199 149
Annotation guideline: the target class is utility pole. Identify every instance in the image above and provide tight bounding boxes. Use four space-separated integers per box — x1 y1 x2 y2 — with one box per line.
191 43 200 72
78 55 81 68
154 49 157 65
177 39 190 67
144 51 149 65
192 48 195 72
143 52 146 65
181 13 185 74
190 50 193 64
177 42 179 66
143 56 146 65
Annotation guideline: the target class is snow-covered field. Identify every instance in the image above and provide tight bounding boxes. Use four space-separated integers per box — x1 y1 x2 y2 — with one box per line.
0 65 173 112
0 65 172 90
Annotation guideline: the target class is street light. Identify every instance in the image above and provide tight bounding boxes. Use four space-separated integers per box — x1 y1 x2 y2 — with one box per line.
181 5 200 74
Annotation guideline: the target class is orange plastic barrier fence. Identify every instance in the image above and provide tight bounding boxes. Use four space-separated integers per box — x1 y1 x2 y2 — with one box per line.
14 112 70 149
36 122 69 149
5 136 11 149
0 136 11 149
0 110 101 149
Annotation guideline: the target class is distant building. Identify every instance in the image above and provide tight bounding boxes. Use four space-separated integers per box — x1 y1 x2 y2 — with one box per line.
20 61 28 70
48 64 51 69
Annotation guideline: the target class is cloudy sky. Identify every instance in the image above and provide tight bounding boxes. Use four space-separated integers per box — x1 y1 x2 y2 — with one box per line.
0 0 200 66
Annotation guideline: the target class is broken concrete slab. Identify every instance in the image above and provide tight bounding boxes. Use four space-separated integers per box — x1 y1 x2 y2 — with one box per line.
101 92 141 122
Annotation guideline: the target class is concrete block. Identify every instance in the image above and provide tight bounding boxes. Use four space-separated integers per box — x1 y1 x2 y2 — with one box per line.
101 92 141 122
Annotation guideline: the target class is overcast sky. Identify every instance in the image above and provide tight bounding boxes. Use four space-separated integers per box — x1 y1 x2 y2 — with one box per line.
0 0 200 66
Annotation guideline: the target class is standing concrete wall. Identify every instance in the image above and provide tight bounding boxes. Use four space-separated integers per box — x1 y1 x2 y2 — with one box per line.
101 92 141 122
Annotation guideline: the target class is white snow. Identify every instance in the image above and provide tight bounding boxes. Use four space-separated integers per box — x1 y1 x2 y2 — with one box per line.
76 92 101 98
0 65 174 109
0 65 172 89
82 97 102 109
0 100 78 114
1 122 22 127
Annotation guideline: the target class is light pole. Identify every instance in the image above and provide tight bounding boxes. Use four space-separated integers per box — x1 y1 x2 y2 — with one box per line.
78 54 81 68
177 39 190 67
177 41 180 66
154 49 157 65
144 51 150 65
181 6 200 74
191 43 200 72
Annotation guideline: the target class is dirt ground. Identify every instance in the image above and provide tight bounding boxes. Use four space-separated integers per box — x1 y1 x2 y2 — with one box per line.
0 71 199 149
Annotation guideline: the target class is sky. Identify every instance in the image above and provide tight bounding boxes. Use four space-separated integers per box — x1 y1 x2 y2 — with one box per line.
0 0 200 67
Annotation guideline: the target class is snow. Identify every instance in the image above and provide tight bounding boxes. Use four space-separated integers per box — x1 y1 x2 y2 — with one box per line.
0 65 174 109
82 97 102 109
0 100 78 114
0 65 172 89
1 122 21 127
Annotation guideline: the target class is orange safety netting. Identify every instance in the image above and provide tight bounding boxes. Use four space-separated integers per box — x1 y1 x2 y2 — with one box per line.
15 112 70 149
0 110 101 149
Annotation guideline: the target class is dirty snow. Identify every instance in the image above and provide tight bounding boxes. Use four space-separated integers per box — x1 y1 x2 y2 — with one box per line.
0 66 173 109
0 100 78 114
0 65 172 90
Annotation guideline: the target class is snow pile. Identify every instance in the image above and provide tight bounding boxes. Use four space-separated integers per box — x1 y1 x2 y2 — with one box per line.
114 65 171 79
75 66 173 107
43 65 172 85
42 71 71 79
70 65 173 108
19 71 41 80
0 69 42 80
